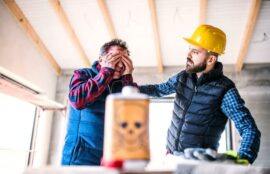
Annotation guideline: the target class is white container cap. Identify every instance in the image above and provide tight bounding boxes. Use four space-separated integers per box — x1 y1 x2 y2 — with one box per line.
122 86 139 95
107 86 148 100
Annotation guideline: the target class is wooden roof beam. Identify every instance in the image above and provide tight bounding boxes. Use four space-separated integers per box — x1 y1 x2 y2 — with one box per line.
3 0 61 75
148 0 164 73
235 0 261 72
49 0 91 67
199 0 207 24
97 0 117 39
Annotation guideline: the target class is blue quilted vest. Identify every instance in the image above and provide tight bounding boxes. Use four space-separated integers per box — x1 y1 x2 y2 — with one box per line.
167 62 235 153
61 62 123 165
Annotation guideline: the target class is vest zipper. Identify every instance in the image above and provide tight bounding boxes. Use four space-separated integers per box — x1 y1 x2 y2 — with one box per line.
107 80 121 93
182 85 197 119
107 84 112 93
177 84 197 151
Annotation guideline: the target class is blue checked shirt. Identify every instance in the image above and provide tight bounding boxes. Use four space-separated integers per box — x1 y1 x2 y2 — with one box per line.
139 72 261 164
221 88 261 164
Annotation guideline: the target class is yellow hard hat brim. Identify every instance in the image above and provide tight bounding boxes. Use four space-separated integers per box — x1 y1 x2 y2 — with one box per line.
183 37 225 55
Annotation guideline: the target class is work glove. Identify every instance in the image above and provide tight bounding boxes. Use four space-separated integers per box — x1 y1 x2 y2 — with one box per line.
176 148 249 165
183 148 217 161
216 150 250 165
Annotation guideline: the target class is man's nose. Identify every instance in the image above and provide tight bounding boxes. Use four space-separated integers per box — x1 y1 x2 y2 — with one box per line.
118 61 123 68
115 65 122 71
187 50 192 57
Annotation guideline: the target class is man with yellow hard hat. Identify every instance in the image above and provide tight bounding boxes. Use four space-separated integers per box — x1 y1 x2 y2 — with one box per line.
139 25 261 164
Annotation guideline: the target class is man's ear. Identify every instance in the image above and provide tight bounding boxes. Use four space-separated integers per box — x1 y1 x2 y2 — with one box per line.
207 55 217 65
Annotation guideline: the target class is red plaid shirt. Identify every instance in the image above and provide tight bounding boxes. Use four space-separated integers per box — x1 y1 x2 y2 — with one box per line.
69 63 136 109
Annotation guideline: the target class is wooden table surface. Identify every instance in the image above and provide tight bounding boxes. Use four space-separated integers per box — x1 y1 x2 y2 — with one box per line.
23 162 269 174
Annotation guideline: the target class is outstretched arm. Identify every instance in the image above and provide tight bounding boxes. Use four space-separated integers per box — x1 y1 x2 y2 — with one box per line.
139 72 182 97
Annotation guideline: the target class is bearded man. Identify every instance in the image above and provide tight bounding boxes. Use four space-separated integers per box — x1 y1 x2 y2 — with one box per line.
139 25 261 164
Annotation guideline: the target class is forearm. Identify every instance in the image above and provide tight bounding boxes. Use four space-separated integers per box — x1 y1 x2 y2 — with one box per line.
138 73 180 97
238 127 261 164
139 84 171 97
69 67 114 109
121 74 138 87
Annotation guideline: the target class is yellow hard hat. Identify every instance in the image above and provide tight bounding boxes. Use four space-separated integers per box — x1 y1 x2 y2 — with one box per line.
183 24 226 54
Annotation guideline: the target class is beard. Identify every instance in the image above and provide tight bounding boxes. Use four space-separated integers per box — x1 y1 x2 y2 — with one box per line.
186 57 207 73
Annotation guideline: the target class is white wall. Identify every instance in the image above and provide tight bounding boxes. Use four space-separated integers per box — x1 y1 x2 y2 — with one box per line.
0 1 58 167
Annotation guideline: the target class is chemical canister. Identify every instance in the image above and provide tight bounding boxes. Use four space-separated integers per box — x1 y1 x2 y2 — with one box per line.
102 86 150 168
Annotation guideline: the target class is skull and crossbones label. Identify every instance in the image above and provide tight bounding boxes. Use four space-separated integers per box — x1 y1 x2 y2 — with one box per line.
112 101 149 159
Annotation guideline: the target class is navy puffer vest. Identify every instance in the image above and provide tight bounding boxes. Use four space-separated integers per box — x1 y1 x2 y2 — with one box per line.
167 62 235 153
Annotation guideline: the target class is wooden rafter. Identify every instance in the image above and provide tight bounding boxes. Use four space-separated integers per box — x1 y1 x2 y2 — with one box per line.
235 0 261 72
199 0 207 24
97 0 117 39
148 0 164 73
49 0 91 67
3 0 61 75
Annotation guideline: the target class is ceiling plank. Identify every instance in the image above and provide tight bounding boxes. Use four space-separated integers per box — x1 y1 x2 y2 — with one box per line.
148 0 164 73
49 0 91 67
199 0 207 24
97 0 117 39
235 0 261 72
3 0 61 75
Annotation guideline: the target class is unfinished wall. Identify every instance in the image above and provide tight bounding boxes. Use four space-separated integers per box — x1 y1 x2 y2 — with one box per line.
0 1 58 167
51 64 270 167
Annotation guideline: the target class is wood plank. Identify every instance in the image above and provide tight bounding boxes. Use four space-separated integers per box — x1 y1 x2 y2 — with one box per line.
97 0 117 39
49 0 91 67
235 0 261 72
0 74 65 109
148 0 164 73
199 0 207 24
3 0 61 75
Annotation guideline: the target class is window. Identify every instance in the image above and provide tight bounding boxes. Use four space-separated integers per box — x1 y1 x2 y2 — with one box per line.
149 98 228 162
0 93 36 173
149 101 172 161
